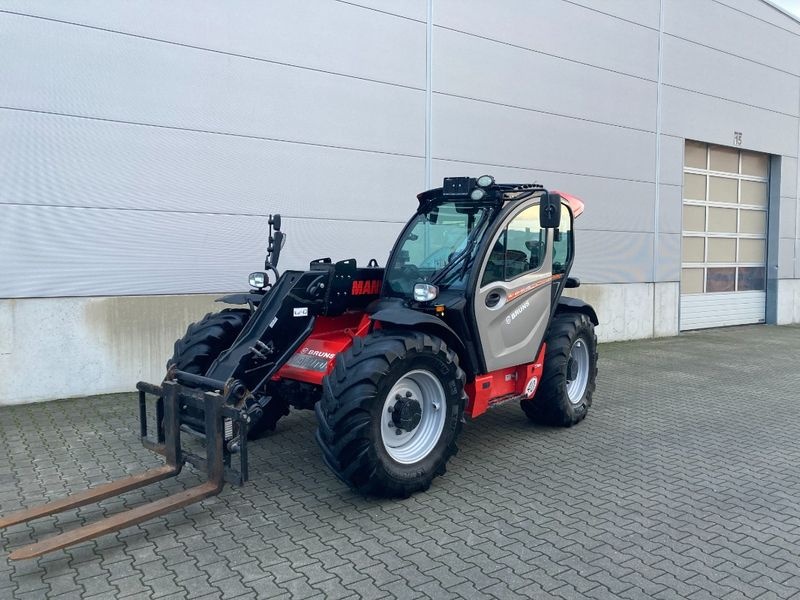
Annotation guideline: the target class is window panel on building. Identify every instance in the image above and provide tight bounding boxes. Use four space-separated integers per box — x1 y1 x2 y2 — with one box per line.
708 176 738 203
708 207 737 232
681 268 704 294
684 173 706 201
682 237 705 262
740 180 767 206
709 146 739 173
685 140 707 169
738 239 765 263
739 210 766 234
683 205 705 231
707 238 736 263
741 152 768 178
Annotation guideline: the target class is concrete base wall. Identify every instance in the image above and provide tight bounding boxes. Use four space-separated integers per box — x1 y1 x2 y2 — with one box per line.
777 279 800 325
0 295 221 405
569 282 680 342
5 279 796 404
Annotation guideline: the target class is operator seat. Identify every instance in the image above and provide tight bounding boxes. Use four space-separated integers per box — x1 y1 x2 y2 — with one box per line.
482 239 506 286
525 240 545 270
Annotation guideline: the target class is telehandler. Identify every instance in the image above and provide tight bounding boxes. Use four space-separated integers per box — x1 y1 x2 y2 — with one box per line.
1 176 598 559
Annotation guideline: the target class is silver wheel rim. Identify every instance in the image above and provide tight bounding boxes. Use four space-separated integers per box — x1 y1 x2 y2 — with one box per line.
566 338 590 405
380 369 447 464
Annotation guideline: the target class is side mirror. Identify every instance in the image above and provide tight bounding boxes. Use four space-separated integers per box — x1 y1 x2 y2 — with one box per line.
266 213 285 270
270 231 285 268
540 193 562 229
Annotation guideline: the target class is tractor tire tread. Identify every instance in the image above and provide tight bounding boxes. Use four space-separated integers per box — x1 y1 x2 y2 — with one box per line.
316 330 466 498
168 308 289 438
521 312 598 427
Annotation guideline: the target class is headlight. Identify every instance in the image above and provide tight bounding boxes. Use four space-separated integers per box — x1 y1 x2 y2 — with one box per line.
248 272 267 289
413 283 439 302
476 174 494 188
470 188 486 201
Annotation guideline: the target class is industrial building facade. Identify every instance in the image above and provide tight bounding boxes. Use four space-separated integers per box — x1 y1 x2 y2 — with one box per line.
1 0 799 404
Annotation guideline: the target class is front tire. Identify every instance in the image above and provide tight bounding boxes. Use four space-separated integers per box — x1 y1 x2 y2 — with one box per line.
521 312 598 426
168 309 289 439
315 331 466 497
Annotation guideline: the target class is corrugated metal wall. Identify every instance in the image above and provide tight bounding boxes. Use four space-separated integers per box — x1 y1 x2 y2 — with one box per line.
1 0 798 297
0 1 427 296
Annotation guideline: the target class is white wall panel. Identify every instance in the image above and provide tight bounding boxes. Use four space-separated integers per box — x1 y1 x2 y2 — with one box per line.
781 157 798 198
659 135 685 186
779 196 797 239
570 230 654 284
430 160 656 234
0 205 404 297
0 2 797 301
776 279 800 323
432 95 656 184
664 0 800 75
0 0 427 88
660 86 799 157
341 0 427 21
566 0 661 28
433 0 659 80
662 35 799 115
547 177 654 234
656 232 681 281
711 0 800 34
0 110 423 222
778 237 796 278
0 13 425 157
433 27 657 132
659 183 683 234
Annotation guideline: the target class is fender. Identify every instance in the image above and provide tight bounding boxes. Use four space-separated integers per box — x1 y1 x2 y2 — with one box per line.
369 307 476 378
215 292 265 306
556 296 599 325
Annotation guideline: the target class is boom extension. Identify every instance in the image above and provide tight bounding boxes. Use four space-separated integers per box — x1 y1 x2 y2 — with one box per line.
0 378 251 560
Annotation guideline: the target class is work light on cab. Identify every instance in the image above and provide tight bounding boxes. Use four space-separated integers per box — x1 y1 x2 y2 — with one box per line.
248 272 267 289
413 283 439 302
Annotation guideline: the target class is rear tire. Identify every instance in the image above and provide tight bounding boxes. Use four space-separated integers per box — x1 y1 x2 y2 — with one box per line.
315 330 466 498
521 312 598 426
168 309 289 439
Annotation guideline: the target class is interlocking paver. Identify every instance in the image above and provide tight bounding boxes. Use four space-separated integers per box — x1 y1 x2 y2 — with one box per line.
2 324 800 598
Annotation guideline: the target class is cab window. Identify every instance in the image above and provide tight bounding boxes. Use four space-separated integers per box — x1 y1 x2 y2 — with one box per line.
552 202 572 275
481 206 545 286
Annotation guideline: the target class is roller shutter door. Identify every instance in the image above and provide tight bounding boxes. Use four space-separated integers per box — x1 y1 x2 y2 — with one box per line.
680 141 768 330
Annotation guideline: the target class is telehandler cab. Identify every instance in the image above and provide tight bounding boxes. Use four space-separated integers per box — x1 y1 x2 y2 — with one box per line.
1 176 598 559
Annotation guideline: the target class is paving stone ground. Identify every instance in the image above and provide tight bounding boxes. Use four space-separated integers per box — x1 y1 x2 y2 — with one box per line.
2 324 800 599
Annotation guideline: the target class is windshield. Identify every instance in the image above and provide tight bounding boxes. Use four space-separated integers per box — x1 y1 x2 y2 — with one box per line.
384 201 492 298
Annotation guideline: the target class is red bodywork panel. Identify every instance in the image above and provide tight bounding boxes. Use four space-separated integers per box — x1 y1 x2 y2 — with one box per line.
551 190 584 218
278 314 547 419
276 312 371 385
465 344 546 419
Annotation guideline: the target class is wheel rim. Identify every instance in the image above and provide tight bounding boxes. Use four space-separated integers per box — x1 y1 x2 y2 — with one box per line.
566 338 590 405
380 369 447 465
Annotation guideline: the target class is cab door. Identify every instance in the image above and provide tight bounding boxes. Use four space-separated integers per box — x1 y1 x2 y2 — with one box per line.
473 201 552 372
